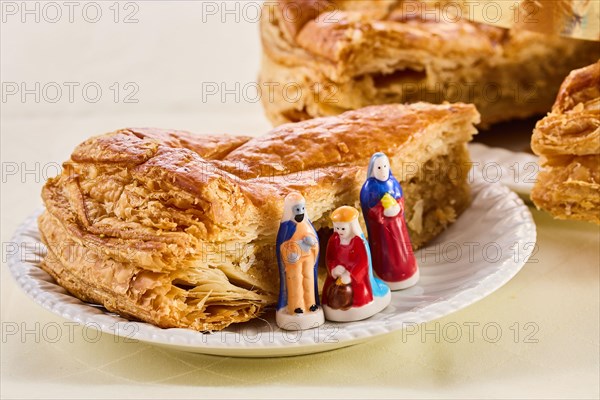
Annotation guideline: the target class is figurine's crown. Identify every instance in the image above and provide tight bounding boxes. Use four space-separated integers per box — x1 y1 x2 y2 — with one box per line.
331 206 359 223
284 191 305 203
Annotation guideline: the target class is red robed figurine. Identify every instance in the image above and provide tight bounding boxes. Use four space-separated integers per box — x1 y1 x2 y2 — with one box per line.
322 206 391 322
360 152 419 290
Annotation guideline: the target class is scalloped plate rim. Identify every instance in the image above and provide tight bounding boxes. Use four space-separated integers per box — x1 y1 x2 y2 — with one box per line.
6 178 536 357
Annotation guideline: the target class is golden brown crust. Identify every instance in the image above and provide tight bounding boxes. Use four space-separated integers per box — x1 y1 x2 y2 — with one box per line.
531 61 600 224
275 0 335 38
553 61 600 113
39 102 480 330
224 103 476 177
259 0 600 127
294 5 499 78
72 128 251 163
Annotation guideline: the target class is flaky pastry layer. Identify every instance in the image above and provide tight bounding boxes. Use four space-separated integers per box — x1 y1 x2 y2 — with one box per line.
531 60 600 224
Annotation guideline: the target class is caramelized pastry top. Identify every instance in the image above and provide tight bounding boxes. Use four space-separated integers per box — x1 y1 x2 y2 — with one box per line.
263 0 600 85
74 103 475 197
55 102 479 242
553 60 600 113
532 60 600 157
265 0 518 79
223 103 474 177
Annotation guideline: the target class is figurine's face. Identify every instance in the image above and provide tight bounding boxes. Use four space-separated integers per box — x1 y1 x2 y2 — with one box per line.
372 156 390 181
292 202 306 223
333 222 352 240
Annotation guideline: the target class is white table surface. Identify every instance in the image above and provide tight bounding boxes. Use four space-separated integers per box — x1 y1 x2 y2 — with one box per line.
2 2 599 399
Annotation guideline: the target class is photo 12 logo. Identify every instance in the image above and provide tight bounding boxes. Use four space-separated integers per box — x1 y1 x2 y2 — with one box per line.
1 1 140 24
1 81 140 104
204 321 340 345
199 1 341 24
2 162 62 184
200 80 338 105
1 321 139 344
399 321 540 344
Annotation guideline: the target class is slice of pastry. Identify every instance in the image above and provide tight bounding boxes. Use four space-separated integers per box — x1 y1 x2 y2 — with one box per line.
39 102 480 331
259 0 600 127
531 60 600 224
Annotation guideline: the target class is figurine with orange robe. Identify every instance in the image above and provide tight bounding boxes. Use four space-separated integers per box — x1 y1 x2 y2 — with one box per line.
275 192 324 330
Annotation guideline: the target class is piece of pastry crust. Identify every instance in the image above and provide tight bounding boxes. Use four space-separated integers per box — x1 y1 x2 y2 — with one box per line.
531 60 600 224
259 0 600 127
39 102 480 331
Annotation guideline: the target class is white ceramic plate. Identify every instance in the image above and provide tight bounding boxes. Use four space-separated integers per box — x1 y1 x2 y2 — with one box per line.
468 143 539 197
7 177 536 357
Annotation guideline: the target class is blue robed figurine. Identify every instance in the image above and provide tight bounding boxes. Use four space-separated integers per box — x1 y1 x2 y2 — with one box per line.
360 152 419 290
275 192 324 330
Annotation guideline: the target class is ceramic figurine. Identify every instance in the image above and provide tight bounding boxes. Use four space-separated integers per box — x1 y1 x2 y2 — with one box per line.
322 206 391 322
275 192 324 330
360 152 420 290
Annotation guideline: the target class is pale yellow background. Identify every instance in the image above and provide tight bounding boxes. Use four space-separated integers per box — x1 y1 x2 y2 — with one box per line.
1 2 599 399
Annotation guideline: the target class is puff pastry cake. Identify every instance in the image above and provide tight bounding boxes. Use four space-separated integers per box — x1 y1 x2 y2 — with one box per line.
260 0 600 127
39 102 480 331
531 60 600 224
